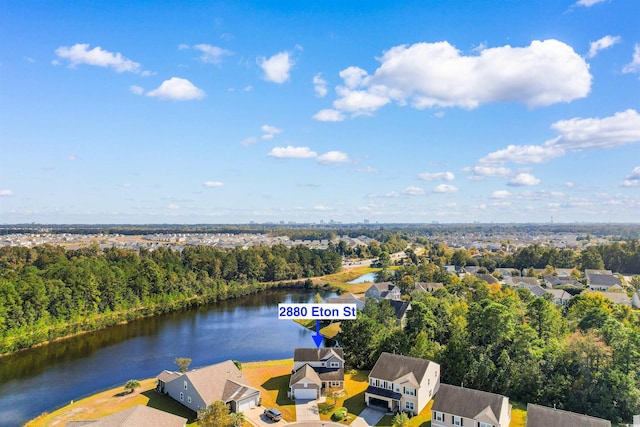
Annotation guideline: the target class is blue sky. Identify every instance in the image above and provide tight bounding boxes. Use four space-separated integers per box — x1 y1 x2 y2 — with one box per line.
1 0 639 224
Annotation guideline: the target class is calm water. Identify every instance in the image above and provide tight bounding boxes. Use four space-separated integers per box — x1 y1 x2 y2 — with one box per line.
348 272 376 283
0 289 335 427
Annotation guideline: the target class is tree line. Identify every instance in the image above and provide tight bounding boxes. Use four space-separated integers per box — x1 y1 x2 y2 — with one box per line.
337 280 640 423
0 243 341 354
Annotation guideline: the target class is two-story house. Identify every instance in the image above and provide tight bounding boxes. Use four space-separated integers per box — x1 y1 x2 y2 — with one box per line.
289 348 344 399
156 359 260 413
365 282 401 301
365 352 440 415
431 384 511 427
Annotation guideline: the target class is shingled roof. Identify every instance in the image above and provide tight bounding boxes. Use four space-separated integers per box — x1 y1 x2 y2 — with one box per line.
432 384 509 426
526 403 611 427
66 405 187 427
289 364 322 387
177 360 259 404
369 352 432 383
294 348 344 363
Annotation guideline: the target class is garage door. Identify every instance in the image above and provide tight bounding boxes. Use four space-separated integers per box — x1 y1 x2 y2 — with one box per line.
295 388 317 400
237 396 257 412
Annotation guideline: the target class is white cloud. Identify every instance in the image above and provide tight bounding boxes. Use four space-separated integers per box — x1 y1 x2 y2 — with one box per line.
268 146 317 159
550 109 640 150
241 137 258 146
193 44 232 64
312 109 345 122
313 205 332 211
203 181 224 187
622 44 640 75
129 85 144 95
146 77 205 101
508 173 541 186
244 85 254 92
418 171 455 181
178 44 190 50
356 166 380 173
491 190 511 199
402 186 426 196
261 125 282 139
258 51 294 83
479 144 564 165
168 204 179 209
565 182 575 187
574 0 607 7
467 165 512 178
621 165 640 187
313 73 328 97
433 184 458 193
317 151 349 164
0 189 13 197
55 43 144 74
587 35 620 58
326 39 590 117
478 109 640 168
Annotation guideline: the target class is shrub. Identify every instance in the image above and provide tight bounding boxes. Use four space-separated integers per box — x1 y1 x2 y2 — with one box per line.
331 407 348 421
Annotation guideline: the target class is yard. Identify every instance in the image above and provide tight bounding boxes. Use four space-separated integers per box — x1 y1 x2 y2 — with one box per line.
318 368 370 424
241 359 298 422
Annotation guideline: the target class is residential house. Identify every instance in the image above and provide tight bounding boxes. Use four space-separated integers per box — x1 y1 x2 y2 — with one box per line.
326 293 365 310
545 289 573 306
389 300 412 327
506 276 540 288
586 274 623 292
528 285 548 298
525 403 611 427
584 290 631 306
431 384 511 427
365 282 401 301
474 273 499 285
494 268 513 278
555 268 573 279
66 405 187 427
156 360 260 413
290 348 344 399
413 282 444 293
543 276 581 289
365 352 440 415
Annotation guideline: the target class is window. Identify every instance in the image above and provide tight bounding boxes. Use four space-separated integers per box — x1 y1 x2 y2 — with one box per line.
180 392 184 401
187 396 192 403
452 415 463 426
405 401 414 411
433 411 444 422
183 381 188 390
403 387 416 396
479 423 493 427
330 362 340 367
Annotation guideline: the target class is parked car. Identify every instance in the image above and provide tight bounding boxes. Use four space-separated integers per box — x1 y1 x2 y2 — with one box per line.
264 407 282 421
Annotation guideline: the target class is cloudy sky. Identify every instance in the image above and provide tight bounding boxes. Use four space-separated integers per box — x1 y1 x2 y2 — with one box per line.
1 0 639 224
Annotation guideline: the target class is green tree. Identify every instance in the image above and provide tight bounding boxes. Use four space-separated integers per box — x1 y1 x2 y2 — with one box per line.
229 411 246 427
392 411 409 427
175 357 192 373
124 379 140 394
198 401 234 427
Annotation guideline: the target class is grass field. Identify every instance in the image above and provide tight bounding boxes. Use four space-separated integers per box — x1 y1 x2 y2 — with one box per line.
241 359 297 422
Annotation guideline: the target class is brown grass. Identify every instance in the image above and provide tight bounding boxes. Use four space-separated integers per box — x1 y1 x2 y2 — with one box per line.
241 359 297 422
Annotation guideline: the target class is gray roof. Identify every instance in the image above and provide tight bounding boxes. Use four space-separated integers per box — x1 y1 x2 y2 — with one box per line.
526 403 611 427
389 300 411 320
413 282 444 292
369 352 434 383
65 405 187 427
294 348 344 363
168 360 259 405
475 273 499 284
157 370 180 383
529 285 547 298
509 276 540 287
587 274 622 287
290 364 322 387
431 384 509 425
585 290 631 306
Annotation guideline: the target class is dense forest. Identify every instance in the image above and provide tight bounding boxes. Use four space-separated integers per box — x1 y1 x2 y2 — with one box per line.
337 281 640 423
0 244 341 354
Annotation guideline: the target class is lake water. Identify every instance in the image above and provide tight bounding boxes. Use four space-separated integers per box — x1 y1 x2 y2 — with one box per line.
0 289 336 427
347 272 376 283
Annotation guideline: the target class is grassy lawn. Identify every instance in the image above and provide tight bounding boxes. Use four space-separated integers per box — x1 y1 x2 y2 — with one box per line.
318 266 380 294
510 401 527 427
241 359 297 422
375 400 433 427
318 368 370 424
25 378 198 427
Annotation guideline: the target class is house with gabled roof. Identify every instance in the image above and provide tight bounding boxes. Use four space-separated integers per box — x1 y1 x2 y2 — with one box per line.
431 384 511 427
506 276 540 288
365 282 401 301
525 403 611 427
365 352 440 415
545 289 573 306
584 290 631 306
66 405 187 427
413 282 444 293
474 273 500 285
388 300 412 327
586 274 623 291
290 348 344 399
157 360 260 413
326 293 365 310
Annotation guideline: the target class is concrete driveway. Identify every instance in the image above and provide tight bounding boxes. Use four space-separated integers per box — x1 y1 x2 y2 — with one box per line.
245 406 288 426
350 407 386 427
295 399 320 421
